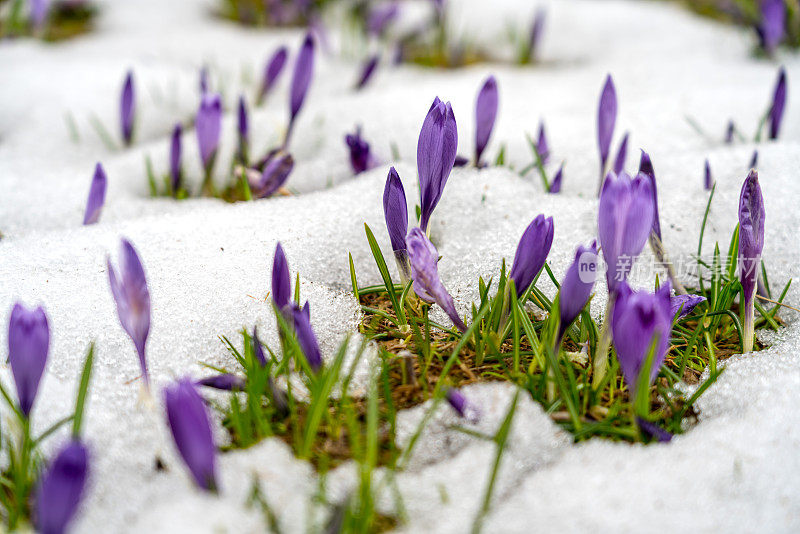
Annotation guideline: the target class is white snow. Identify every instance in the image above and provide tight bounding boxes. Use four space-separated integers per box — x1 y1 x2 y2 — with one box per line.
1 0 799 531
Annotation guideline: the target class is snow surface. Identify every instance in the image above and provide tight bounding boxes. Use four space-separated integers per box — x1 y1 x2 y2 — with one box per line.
1 0 800 531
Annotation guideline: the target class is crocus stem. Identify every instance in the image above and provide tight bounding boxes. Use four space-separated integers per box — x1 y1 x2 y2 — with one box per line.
201 162 217 197
743 295 755 353
592 298 614 389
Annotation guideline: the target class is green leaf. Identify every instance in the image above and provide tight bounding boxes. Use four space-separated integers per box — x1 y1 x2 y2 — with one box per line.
72 342 95 438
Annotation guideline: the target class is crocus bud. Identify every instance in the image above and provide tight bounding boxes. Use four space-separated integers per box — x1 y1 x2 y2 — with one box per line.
768 66 787 140
669 294 706 321
170 124 182 193
418 97 458 232
286 32 315 146
82 163 107 226
556 241 598 346
598 171 654 294
535 120 549 165
164 379 218 491
757 0 785 55
528 7 546 61
383 167 410 280
638 150 661 241
259 46 289 103
107 239 151 385
474 75 498 167
196 374 246 391
445 388 480 423
597 74 617 183
738 170 765 353
196 93 222 171
406 228 467 331
508 214 554 298
237 95 249 158
704 159 713 190
120 71 135 146
613 132 628 175
345 127 378 175
30 0 50 28
199 66 209 94
253 326 268 367
367 2 399 37
8 303 49 417
611 282 672 396
356 54 380 90
34 441 89 534
750 150 759 170
548 164 563 193
250 149 294 198
724 120 735 144
291 302 323 371
272 243 291 311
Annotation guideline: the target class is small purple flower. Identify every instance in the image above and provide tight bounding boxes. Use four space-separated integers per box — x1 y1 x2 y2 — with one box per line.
739 170 765 352
286 32 315 146
199 66 209 95
367 2 399 37
445 388 480 423
556 241 598 345
597 74 617 182
82 162 107 226
704 159 713 190
613 132 629 175
535 120 549 164
345 126 378 174
170 124 182 193
196 93 222 171
8 303 49 417
611 281 672 396
30 0 50 28
508 214 554 298
259 47 288 104
548 164 563 193
34 440 89 534
120 71 135 146
768 66 787 140
356 54 380 90
196 374 246 391
638 150 661 242
724 120 736 144
669 294 706 320
383 167 410 280
636 417 672 443
750 149 759 170
291 302 322 371
528 7 546 61
164 379 218 491
107 239 151 385
250 149 294 198
272 242 291 311
474 75 498 167
418 97 458 232
757 0 785 55
252 326 268 367
237 95 249 157
406 228 467 332
598 171 654 294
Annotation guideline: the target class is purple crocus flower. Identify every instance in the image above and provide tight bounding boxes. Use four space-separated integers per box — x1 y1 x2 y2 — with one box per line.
535 120 549 164
757 0 785 55
724 120 736 144
638 150 661 241
768 66 787 140
170 124 182 193
196 93 222 171
356 54 380 90
286 33 315 147
383 167 410 280
164 379 218 491
527 7 546 61
611 281 672 396
598 171 654 294
636 417 673 443
252 326 268 367
8 303 49 417
237 95 249 160
345 126 378 174
474 75 498 167
738 170 765 353
259 46 289 104
597 74 617 186
445 388 480 423
549 163 564 193
508 214 555 298
30 0 50 28
34 441 89 534
367 2 399 37
120 71 135 146
669 294 706 320
291 303 322 371
704 159 713 190
272 242 291 311
406 228 467 331
556 241 598 346
107 239 151 385
196 374 246 391
250 149 294 198
418 97 458 232
612 132 629 175
750 150 759 170
82 163 107 226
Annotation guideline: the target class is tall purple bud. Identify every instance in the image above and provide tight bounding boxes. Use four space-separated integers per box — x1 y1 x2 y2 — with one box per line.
597 171 654 294
345 126 378 175
250 149 294 198
527 7 546 62
82 163 107 226
418 97 458 232
555 241 598 348
259 47 288 104
30 0 50 28
120 71 135 146
704 159 714 191
199 66 209 95
611 281 672 396
757 0 785 55
367 2 399 37
750 150 759 170
196 93 222 172
237 95 249 163
34 441 89 534
613 132 629 175
383 167 410 280
474 75 498 167
638 151 661 242
768 66 787 140
356 54 380 90
285 33 315 147
8 303 49 417
406 228 467 331
196 374 246 391
291 303 323 371
738 170 765 352
549 163 564 193
535 120 549 164
597 74 617 190
508 214 554 297
725 120 736 144
107 239 151 386
272 242 291 311
170 124 182 193
164 379 218 491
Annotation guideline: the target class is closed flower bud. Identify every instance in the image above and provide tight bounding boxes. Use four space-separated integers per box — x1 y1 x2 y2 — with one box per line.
34 441 89 534
120 71 135 146
82 163 107 226
8 302 49 417
418 97 458 232
508 214 554 298
474 76 498 167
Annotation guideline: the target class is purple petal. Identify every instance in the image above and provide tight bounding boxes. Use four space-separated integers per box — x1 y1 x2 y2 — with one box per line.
367 2 399 36
290 33 315 121
758 0 785 54
356 55 380 90
237 95 249 143
474 75 498 166
508 215 555 297
535 120 550 165
738 170 765 308
260 46 289 101
669 294 706 320
196 93 222 169
638 150 661 241
82 163 107 226
8 303 49 417
34 441 89 534
445 388 480 423
558 240 598 338
120 71 135 145
528 7 546 59
30 0 50 27
170 124 182 193
252 149 294 198
345 126 377 174
636 417 673 442
548 164 563 193
383 167 408 254
768 66 787 140
704 159 713 191
417 98 458 232
196 374 246 391
291 303 323 371
724 120 736 144
597 74 617 172
272 243 291 311
612 132 629 175
253 326 268 367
